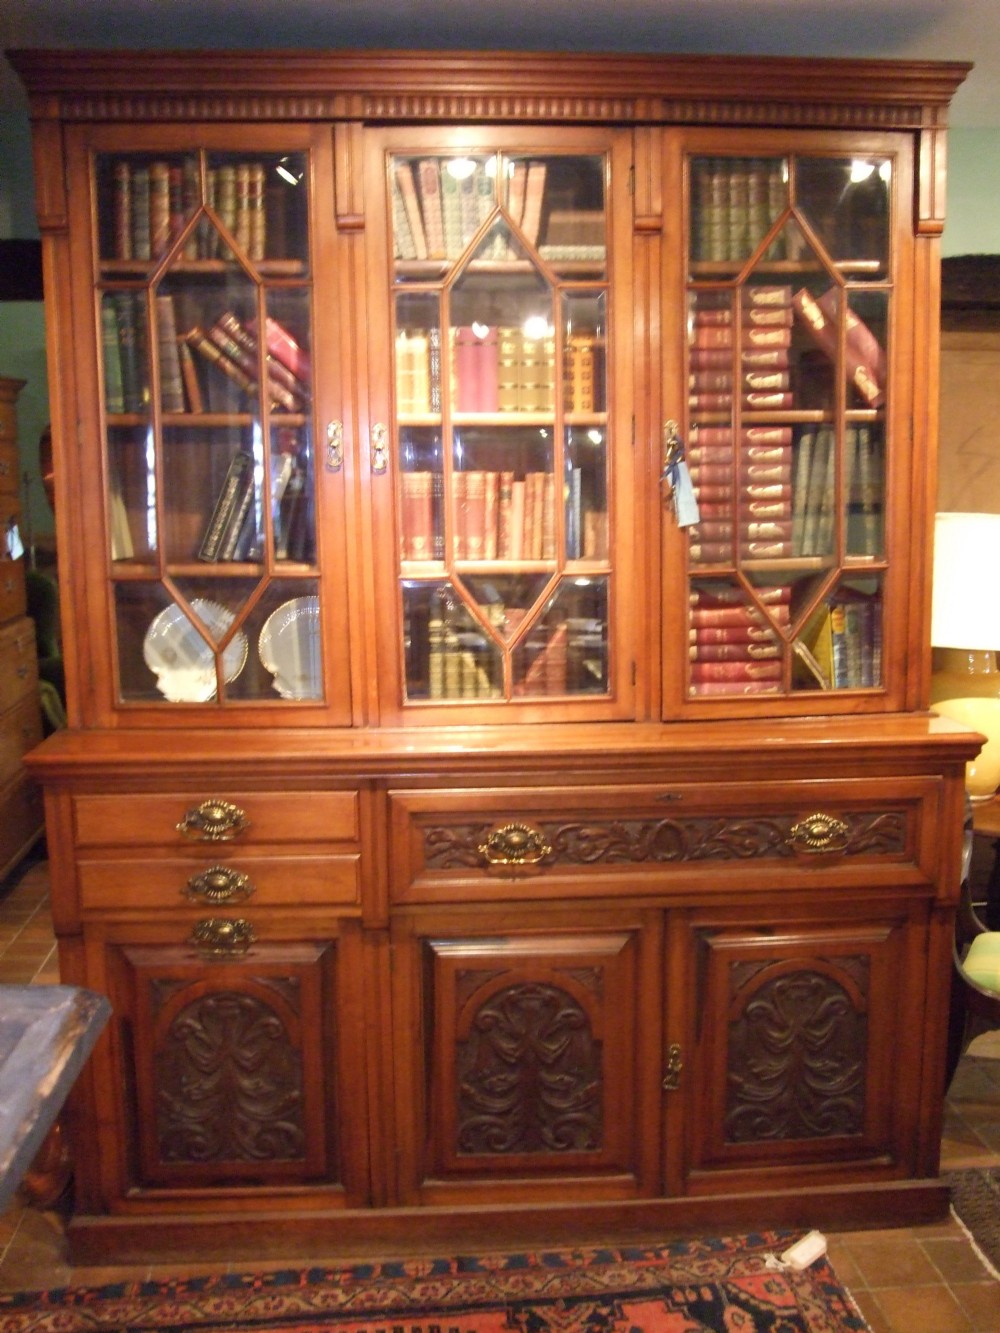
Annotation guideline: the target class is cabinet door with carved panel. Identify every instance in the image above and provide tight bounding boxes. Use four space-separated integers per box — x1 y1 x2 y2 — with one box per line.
90 918 369 1212
673 898 931 1196
390 906 664 1207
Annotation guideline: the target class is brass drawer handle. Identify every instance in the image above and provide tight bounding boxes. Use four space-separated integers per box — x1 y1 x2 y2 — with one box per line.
479 822 552 867
787 812 850 854
177 798 250 842
189 917 255 956
183 865 254 904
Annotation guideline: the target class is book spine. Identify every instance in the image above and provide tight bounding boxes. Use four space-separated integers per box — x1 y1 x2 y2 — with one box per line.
198 452 252 561
185 325 255 397
101 300 125 414
418 159 445 259
155 295 185 412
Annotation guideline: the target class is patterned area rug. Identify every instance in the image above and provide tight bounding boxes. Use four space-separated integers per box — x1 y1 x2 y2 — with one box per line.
949 1167 1000 1277
0 1230 869 1332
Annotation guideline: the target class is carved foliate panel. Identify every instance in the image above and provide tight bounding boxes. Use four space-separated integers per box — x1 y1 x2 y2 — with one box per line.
724 964 868 1143
420 930 641 1184
125 945 337 1187
155 990 307 1164
423 810 906 870
455 979 603 1156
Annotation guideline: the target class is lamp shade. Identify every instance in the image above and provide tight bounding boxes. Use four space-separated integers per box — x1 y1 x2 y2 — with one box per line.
932 512 1000 650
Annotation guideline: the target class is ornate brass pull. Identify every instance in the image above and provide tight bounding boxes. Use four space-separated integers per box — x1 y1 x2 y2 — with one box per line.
325 419 343 472
177 799 250 842
788 812 850 854
189 917 256 957
478 822 552 867
183 865 254 904
662 1042 683 1091
370 422 388 474
662 419 684 474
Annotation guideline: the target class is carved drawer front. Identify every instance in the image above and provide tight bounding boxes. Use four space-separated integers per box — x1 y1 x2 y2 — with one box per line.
682 908 915 1190
389 778 932 904
78 854 360 911
113 940 344 1191
394 912 658 1205
73 789 360 849
0 615 36 713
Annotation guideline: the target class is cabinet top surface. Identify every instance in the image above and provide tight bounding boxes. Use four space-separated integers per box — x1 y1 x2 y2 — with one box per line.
24 714 982 782
7 48 971 126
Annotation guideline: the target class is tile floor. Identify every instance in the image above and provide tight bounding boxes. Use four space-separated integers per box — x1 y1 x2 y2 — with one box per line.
2 850 1000 1330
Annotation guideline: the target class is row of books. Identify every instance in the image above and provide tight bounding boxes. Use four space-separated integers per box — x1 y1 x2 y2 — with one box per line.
687 584 790 695
197 447 313 563
103 292 312 418
686 581 882 695
688 284 886 413
412 610 605 699
792 424 882 558
392 157 548 262
687 425 794 563
108 158 272 263
399 468 607 563
691 158 788 264
395 324 604 417
796 590 882 690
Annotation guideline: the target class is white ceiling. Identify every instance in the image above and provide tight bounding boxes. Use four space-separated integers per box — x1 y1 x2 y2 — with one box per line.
0 0 994 128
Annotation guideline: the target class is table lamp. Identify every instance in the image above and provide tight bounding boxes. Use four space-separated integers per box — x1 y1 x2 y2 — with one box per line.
931 511 1000 801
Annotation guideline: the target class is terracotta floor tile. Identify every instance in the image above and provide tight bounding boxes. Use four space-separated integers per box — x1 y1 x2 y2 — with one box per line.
951 1280 1000 1331
868 1283 974 1332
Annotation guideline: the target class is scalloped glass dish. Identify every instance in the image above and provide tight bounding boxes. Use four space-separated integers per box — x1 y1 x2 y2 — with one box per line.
258 595 321 699
142 598 248 702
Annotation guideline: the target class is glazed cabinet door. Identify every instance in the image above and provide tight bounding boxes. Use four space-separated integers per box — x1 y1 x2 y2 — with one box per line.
62 123 352 726
661 130 916 717
670 897 932 1196
390 906 663 1206
80 916 370 1212
363 127 637 724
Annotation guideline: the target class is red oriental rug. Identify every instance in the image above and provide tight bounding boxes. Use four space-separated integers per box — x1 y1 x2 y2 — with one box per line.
0 1230 869 1332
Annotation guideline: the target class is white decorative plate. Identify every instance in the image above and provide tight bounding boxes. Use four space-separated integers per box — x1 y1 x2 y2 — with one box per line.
142 598 248 702
258 595 321 699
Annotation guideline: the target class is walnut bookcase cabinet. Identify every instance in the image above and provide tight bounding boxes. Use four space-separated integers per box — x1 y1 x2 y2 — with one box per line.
10 48 981 1262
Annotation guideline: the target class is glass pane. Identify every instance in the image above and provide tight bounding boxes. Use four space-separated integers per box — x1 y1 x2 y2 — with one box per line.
565 425 608 562
792 575 883 691
399 427 443 563
402 582 503 702
512 577 608 697
845 423 884 559
791 284 887 411
688 580 789 697
795 156 890 280
689 156 787 269
393 154 498 270
241 578 322 701
107 424 156 564
451 427 555 563
563 291 606 415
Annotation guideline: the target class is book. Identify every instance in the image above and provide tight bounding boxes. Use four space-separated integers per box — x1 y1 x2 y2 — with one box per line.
401 470 435 560
155 295 185 412
185 325 255 399
417 159 445 258
101 300 125 414
394 161 428 259
249 316 312 385
198 451 253 561
115 291 148 413
792 287 885 407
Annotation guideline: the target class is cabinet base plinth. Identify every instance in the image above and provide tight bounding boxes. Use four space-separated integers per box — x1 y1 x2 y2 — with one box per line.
65 1180 950 1266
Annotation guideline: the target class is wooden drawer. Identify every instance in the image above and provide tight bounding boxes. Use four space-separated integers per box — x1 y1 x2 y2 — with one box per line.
77 853 361 911
73 788 360 849
0 690 43 784
0 552 26 624
0 769 43 878
0 615 37 713
389 777 938 904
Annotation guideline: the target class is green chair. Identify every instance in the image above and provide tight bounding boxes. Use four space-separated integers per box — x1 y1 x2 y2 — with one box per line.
947 804 1000 1084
